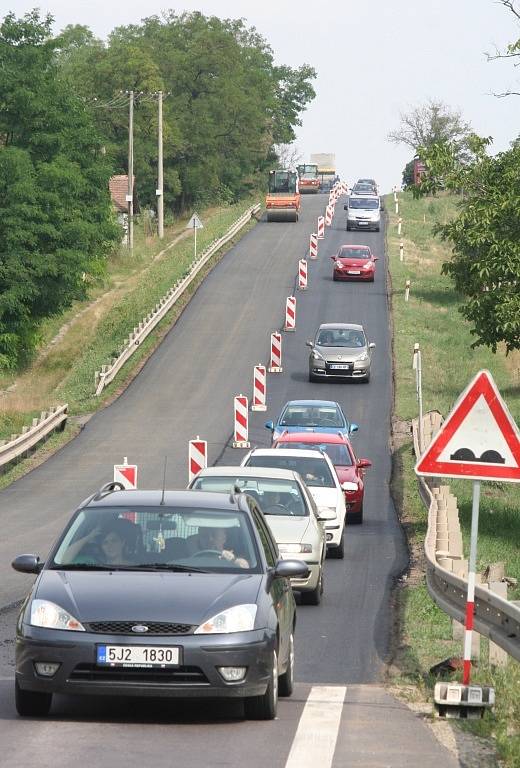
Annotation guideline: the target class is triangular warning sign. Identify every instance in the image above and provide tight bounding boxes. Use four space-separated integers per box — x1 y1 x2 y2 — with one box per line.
415 370 520 482
114 463 138 489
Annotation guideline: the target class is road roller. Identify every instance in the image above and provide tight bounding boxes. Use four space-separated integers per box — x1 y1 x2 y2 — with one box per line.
265 170 301 222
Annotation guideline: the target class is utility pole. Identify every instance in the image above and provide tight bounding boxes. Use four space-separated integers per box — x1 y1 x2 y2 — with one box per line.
127 90 134 251
157 90 164 239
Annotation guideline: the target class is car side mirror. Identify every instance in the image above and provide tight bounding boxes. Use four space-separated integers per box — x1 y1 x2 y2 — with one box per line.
373 256 379 261
265 421 274 431
330 255 336 261
305 340 313 348
369 342 376 350
12 554 43 574
380 201 385 211
273 559 310 580
349 423 359 435
357 458 372 469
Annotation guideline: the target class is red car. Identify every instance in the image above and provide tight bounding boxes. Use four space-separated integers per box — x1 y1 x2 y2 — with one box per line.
272 431 371 524
331 244 378 282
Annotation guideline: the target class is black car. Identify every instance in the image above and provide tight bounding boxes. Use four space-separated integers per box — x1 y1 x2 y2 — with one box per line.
12 483 308 720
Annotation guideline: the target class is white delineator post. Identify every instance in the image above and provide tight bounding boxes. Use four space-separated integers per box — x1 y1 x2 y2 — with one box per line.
251 365 267 411
284 296 296 331
232 395 250 448
399 242 404 262
412 343 423 452
405 279 411 301
309 233 318 260
463 481 481 685
317 216 325 239
188 436 207 482
298 259 308 290
395 199 399 215
397 217 402 236
269 332 283 372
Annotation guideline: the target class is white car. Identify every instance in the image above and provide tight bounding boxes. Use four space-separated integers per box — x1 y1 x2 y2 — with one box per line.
188 466 326 604
241 449 346 559
344 194 381 232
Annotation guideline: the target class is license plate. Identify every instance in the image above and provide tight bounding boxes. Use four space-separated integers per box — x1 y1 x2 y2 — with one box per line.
348 270 361 275
329 364 352 370
97 644 180 667
357 221 368 226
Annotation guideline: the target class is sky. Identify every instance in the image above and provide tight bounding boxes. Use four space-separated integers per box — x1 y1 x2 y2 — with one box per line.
5 0 520 192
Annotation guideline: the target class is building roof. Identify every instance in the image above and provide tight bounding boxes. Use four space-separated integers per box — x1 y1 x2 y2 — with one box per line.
109 175 134 213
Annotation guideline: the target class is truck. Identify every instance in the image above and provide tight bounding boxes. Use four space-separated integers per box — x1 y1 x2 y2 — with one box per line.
311 153 337 193
265 170 301 222
296 163 320 194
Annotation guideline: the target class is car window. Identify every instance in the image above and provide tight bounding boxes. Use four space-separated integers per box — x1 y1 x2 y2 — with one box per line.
246 456 335 488
252 509 277 567
276 442 352 466
51 506 261 572
338 248 371 259
191 475 308 516
349 198 379 209
280 404 344 427
317 329 366 348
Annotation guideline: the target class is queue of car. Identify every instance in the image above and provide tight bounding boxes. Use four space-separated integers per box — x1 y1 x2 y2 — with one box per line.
11 179 377 722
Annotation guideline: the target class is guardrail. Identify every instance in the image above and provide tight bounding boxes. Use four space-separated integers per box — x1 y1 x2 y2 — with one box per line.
413 411 520 662
0 405 68 470
95 203 261 395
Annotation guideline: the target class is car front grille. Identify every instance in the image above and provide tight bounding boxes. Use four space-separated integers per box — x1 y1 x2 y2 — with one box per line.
86 621 194 635
69 664 209 685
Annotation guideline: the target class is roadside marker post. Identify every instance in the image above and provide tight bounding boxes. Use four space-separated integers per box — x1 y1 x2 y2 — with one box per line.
398 217 402 236
405 279 411 302
188 437 207 482
187 212 203 261
399 242 404 262
309 233 318 260
317 216 325 239
298 259 308 290
113 457 138 489
416 369 520 705
284 296 296 331
412 343 423 453
232 395 250 448
269 332 283 372
251 365 267 411
325 205 334 226
395 200 399 215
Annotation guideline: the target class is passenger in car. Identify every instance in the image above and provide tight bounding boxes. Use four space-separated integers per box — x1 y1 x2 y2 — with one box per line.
188 527 249 568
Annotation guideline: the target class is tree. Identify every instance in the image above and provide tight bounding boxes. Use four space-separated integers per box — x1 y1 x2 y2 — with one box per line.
401 158 415 188
0 11 119 368
415 137 520 353
486 0 520 97
273 143 303 169
388 99 473 161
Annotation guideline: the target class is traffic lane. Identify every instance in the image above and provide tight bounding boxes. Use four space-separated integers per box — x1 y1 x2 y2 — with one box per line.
0 195 326 607
0 678 311 768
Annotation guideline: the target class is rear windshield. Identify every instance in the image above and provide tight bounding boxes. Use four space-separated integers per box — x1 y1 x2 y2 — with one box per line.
246 456 335 488
280 404 344 428
50 506 260 572
192 476 307 516
276 442 352 466
349 198 379 209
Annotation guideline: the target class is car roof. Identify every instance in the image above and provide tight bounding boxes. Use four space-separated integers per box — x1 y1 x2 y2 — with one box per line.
338 244 371 250
83 488 248 511
193 466 302 481
248 448 328 459
276 431 350 445
317 322 364 331
281 399 341 408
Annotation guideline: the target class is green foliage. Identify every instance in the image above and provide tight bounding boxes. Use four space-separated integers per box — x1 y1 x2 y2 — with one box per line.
415 139 520 352
0 11 120 368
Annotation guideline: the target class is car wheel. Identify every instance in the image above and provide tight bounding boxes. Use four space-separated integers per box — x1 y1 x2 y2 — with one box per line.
309 372 318 383
375 226 380 232
329 534 344 559
244 649 278 720
15 680 52 717
362 372 371 384
278 634 294 697
348 504 363 525
346 224 350 231
301 568 323 606
333 274 338 281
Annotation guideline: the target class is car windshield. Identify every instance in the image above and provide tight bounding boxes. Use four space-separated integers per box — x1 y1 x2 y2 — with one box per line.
276 442 353 466
280 404 345 428
191 476 307 516
338 248 371 259
316 329 366 348
50 506 260 572
349 198 379 209
246 456 335 488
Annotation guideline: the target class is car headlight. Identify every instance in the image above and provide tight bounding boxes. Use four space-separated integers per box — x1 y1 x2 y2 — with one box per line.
357 352 369 362
278 543 313 554
30 600 85 631
342 482 358 492
194 604 257 634
311 349 324 360
362 262 373 270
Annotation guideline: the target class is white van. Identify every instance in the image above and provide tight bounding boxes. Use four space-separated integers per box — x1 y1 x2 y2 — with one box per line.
344 194 381 232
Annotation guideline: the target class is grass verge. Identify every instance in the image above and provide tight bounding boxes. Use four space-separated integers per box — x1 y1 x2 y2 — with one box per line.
387 190 520 766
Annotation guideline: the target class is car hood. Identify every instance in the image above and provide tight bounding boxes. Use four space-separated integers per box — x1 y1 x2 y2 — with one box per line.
306 487 340 516
335 465 358 484
34 569 262 626
264 516 310 544
315 345 367 362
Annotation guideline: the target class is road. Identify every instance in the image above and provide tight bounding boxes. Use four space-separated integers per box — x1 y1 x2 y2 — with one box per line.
0 194 459 766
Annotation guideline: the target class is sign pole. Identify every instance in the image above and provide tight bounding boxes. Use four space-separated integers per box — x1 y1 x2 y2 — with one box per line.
413 343 423 452
463 480 481 685
194 219 197 261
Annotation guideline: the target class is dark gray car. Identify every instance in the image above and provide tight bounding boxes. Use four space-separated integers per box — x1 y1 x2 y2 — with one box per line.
307 322 376 383
12 484 308 720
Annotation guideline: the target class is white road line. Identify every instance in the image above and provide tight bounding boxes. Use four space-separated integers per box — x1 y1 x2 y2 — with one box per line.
284 686 346 768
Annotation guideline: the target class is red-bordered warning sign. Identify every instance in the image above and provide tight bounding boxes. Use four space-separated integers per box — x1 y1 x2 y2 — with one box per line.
415 370 520 482
114 462 138 489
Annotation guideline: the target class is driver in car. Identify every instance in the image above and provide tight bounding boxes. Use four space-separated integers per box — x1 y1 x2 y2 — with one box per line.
189 527 249 569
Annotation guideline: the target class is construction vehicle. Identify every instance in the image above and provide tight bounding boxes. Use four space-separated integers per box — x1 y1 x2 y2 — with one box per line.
296 163 320 194
265 170 301 222
311 153 337 193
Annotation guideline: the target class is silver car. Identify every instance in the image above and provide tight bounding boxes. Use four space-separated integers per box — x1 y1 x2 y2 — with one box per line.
189 466 326 605
307 323 375 383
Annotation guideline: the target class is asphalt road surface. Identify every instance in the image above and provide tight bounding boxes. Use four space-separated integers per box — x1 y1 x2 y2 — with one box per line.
0 194 459 766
